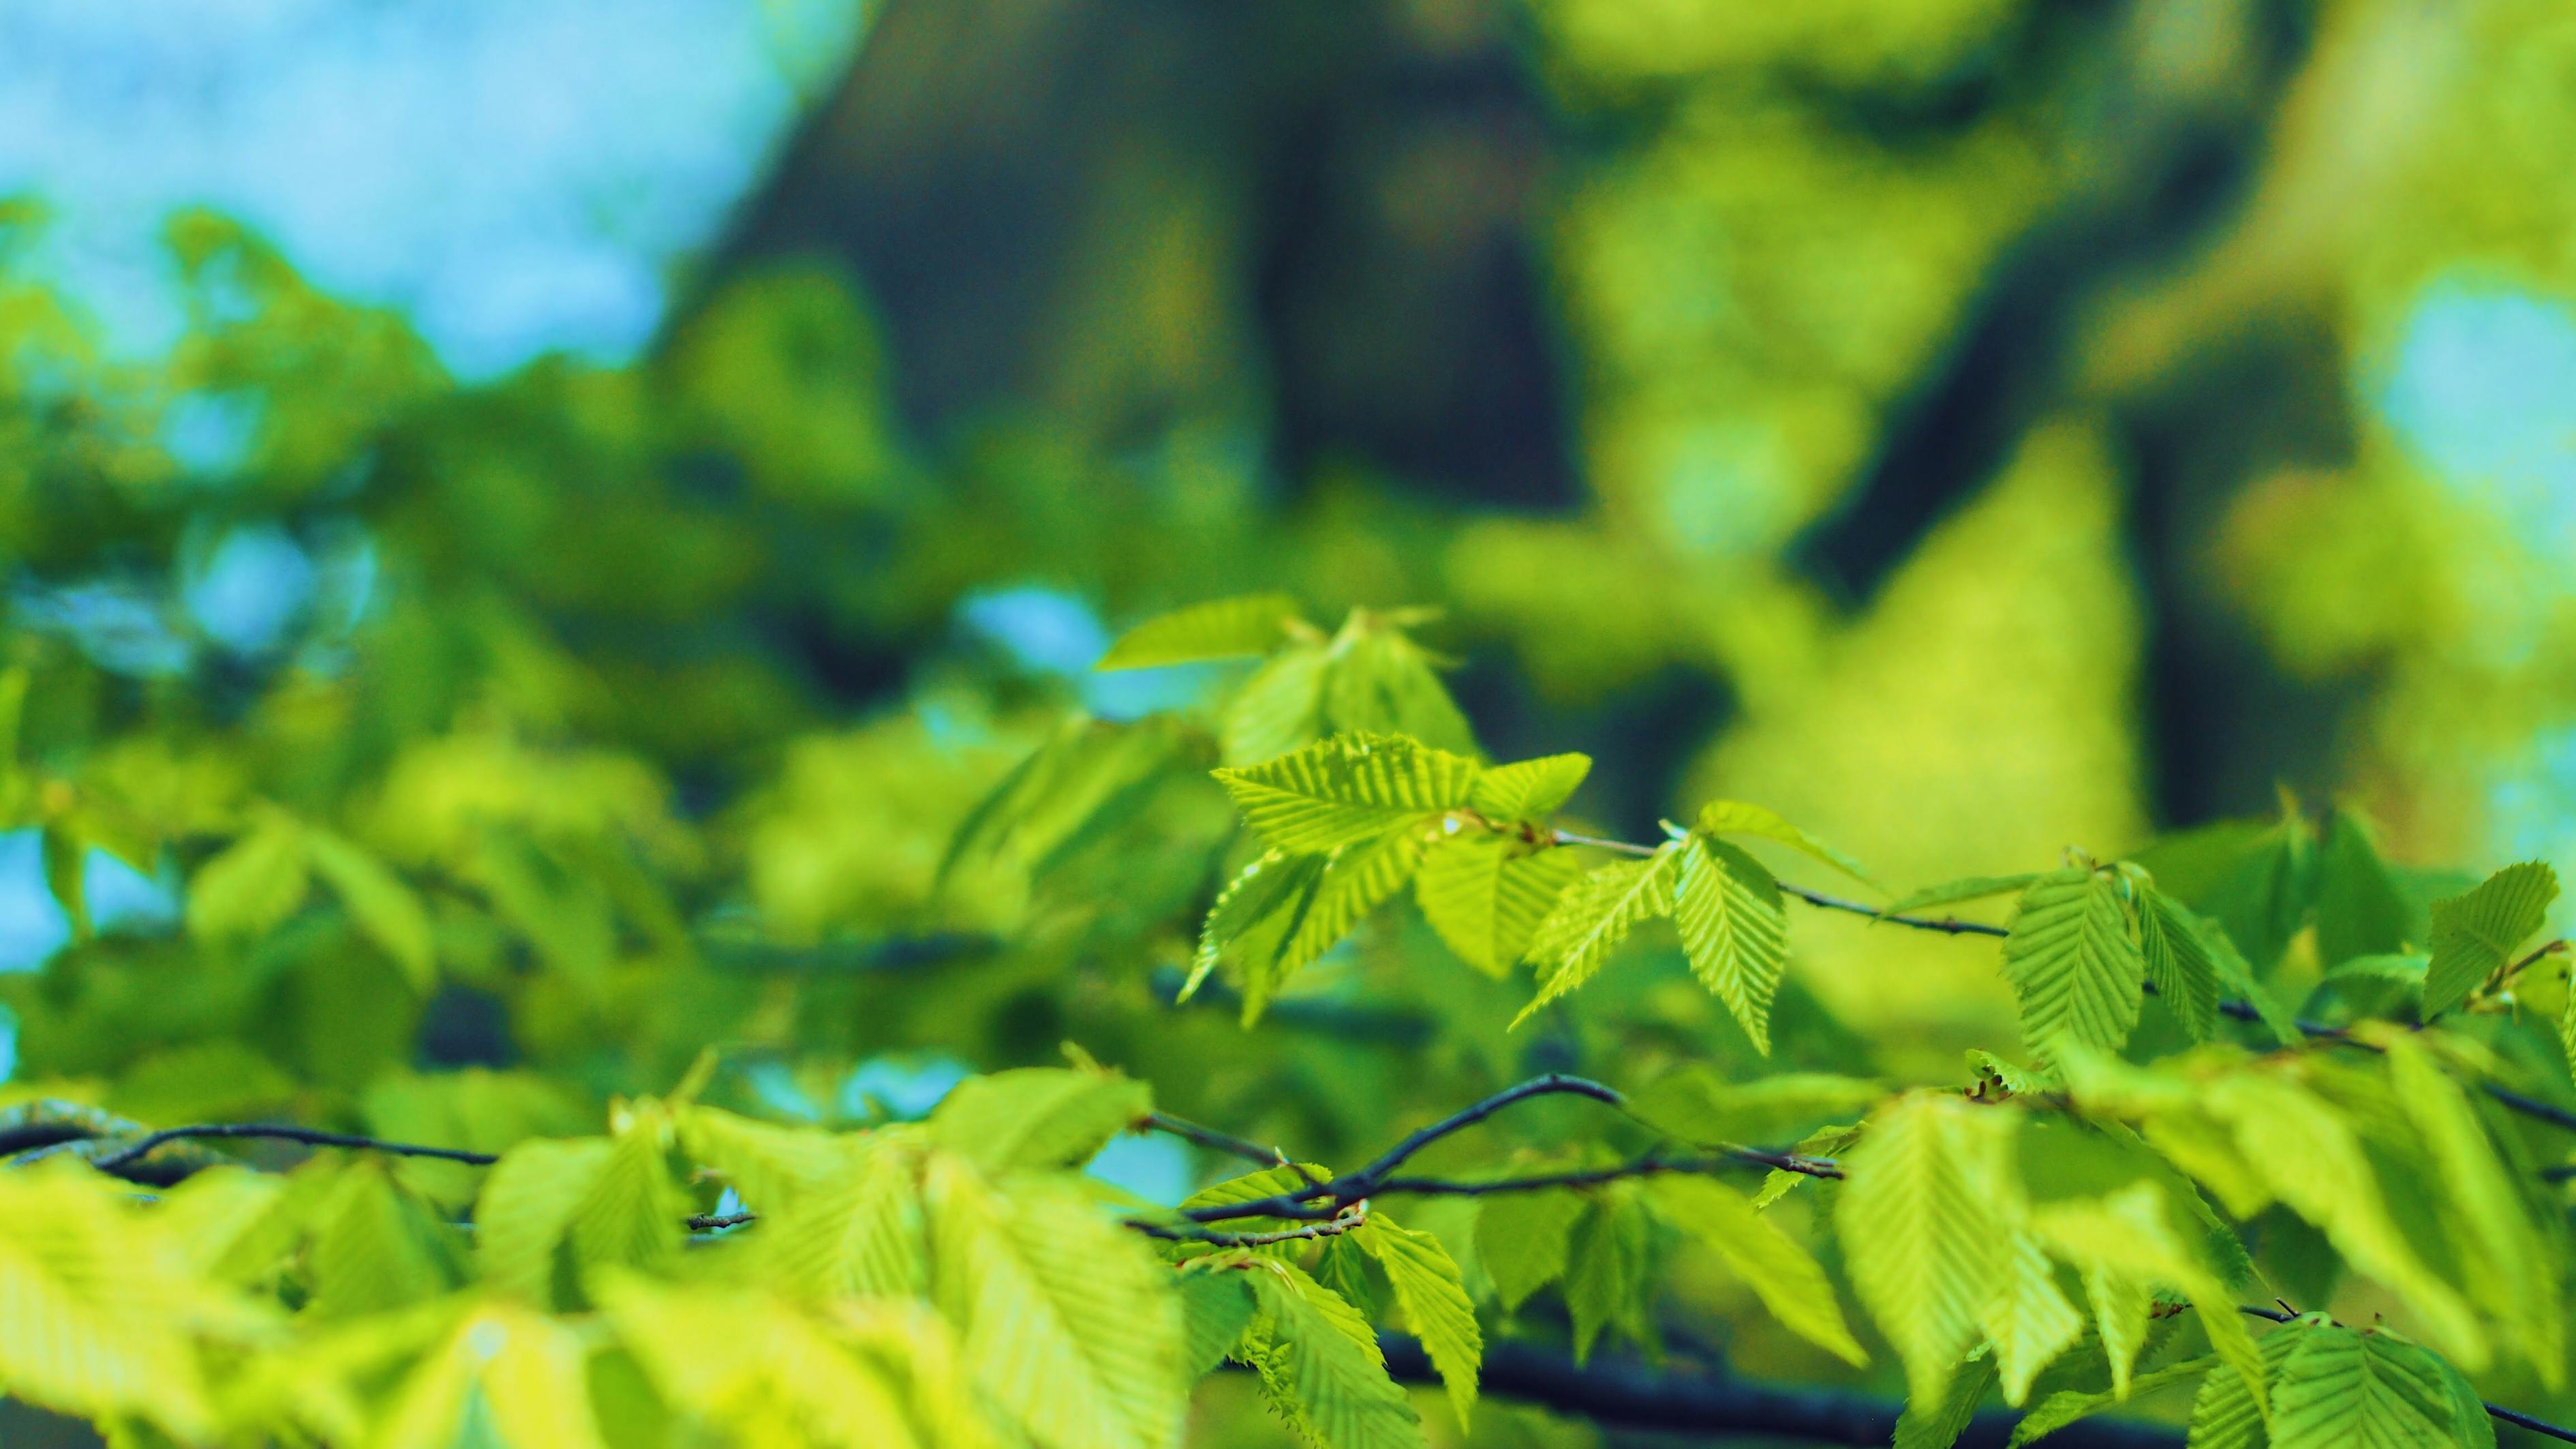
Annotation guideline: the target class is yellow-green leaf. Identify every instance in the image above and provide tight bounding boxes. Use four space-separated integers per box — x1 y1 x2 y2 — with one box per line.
2423 862 2556 1018
1672 834 1791 1054
1098 594 1306 670
1214 732 1477 855
1654 1174 1868 1367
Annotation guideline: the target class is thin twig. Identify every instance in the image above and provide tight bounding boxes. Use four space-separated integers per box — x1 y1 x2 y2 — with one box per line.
87 1123 501 1174
686 1211 757 1232
1134 1204 1370 1249
1183 1073 1627 1225
1141 1111 1283 1168
1375 1148 1841 1198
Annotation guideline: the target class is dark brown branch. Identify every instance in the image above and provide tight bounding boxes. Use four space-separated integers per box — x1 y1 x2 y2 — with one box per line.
1375 1148 1841 1198
1183 1073 1626 1225
1135 1204 1369 1249
84 1123 501 1175
1373 1332 2183 1448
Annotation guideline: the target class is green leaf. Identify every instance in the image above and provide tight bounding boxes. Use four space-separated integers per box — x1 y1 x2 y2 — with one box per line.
1672 834 1791 1053
2187 1313 2310 1449
1187 850 1324 1001
1177 1270 1257 1377
1251 830 1429 1022
2002 870 2146 1061
930 1067 1153 1172
1242 1260 1426 1449
2154 894 2300 1046
1837 1091 2012 1410
1322 624 1477 759
568 1111 688 1283
940 716 1183 891
1895 1353 1998 1449
2268 1323 2459 1449
0 1169 214 1439
928 1157 1186 1449
2313 808 2419 968
1467 753 1590 822
1355 1212 1482 1427
1098 593 1307 670
1415 833 1583 977
1516 844 1683 1026
2130 810 2316 973
1978 1230 2083 1404
1214 732 1477 856
2138 887 2222 1044
755 1133 928 1300
1563 1192 1651 1364
1695 800 1877 888
307 1162 461 1317
2381 1035 2558 1376
1626 1069 1883 1148
2027 1183 2265 1414
1882 874 2040 919
186 814 310 942
1653 1175 1868 1367
2010 1354 2214 1446
675 1103 847 1212
1473 1189 1585 1311
303 827 437 992
476 1138 613 1307
1223 643 1332 766
376 1302 607 1449
2423 862 2557 1018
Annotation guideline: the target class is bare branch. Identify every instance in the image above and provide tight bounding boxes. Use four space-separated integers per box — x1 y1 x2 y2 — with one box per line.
1134 1203 1369 1249
83 1123 501 1175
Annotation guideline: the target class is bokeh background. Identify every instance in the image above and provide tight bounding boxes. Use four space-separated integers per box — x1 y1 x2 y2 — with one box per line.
1 0 2573 1232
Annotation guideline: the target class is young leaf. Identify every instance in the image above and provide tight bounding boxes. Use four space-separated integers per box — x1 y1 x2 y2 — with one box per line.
1223 643 1332 766
1672 834 1791 1053
186 814 310 943
2008 1354 2214 1447
1516 844 1683 1025
307 1162 462 1317
476 1138 613 1307
2422 861 2556 1018
1754 1123 1863 1208
1354 1213 1482 1427
2028 1184 2264 1412
2138 887 2222 1044
1881 874 2039 919
1243 1261 1426 1449
1837 1091 2012 1411
927 1157 1186 1449
1695 800 1877 888
303 827 437 992
1246 830 1429 1022
1176 1269 1257 1376
1213 732 1477 856
1563 1192 1651 1364
2002 869 2145 1061
2313 808 2419 968
2186 1313 2310 1449
1474 1189 1585 1311
1625 1069 1882 1148
2267 1322 2460 1449
757 1134 928 1300
1097 593 1306 670
1893 1353 1998 1449
1653 1175 1868 1367
1415 833 1583 977
1323 623 1477 759
376 1303 607 1449
2382 1034 2559 1378
1978 1230 2083 1404
568 1110 689 1283
930 1067 1153 1173
1467 753 1590 823
1187 851 1325 1001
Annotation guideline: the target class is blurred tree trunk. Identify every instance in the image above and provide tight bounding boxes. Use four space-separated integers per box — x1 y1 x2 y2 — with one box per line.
686 0 1578 508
